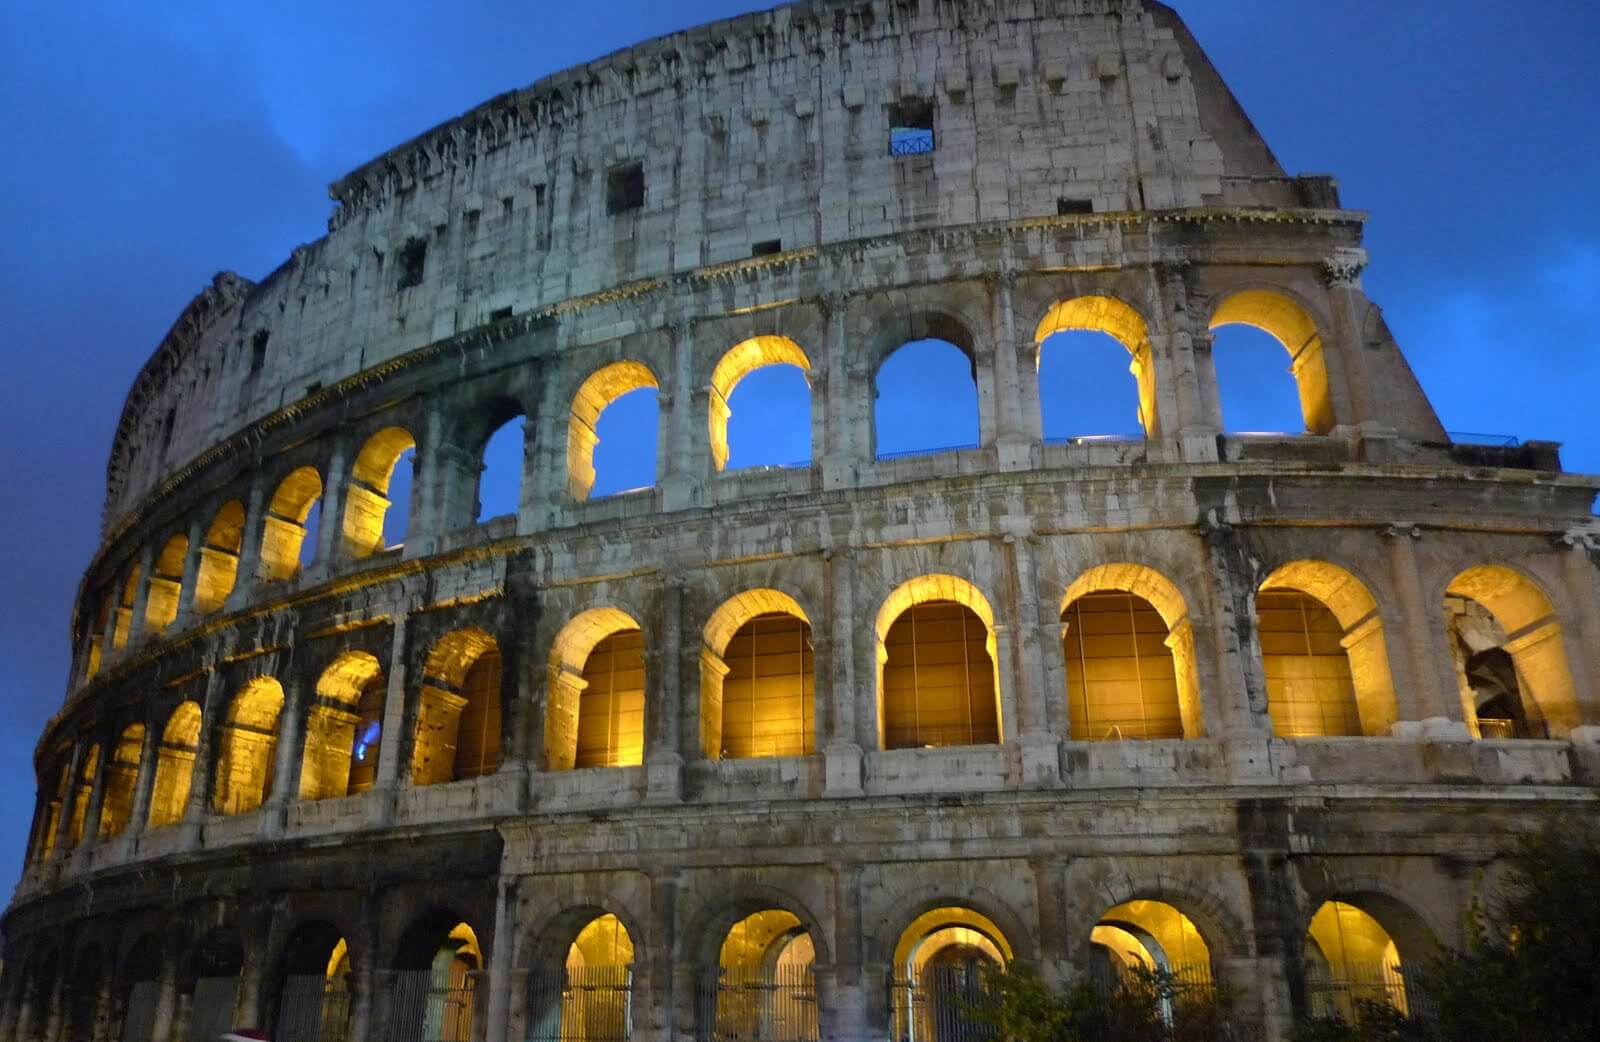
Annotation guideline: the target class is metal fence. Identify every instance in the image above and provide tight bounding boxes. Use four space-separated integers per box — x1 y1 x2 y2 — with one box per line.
1304 960 1429 1022
277 974 353 1042
889 130 936 156
698 965 819 1042
383 970 478 1042
889 964 997 1042
1087 961 1218 1026
526 964 634 1042
120 980 160 1042
187 976 241 1042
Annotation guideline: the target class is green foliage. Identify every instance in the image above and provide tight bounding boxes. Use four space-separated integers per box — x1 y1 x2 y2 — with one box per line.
966 962 1251 1042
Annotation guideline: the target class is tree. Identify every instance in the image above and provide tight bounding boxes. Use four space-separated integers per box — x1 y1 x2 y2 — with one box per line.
967 962 1250 1042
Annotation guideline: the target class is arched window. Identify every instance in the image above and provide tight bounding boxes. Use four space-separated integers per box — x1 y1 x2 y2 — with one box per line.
342 426 417 558
1210 290 1334 435
709 336 813 471
874 339 980 459
547 609 646 771
891 907 1012 1042
32 761 70 860
391 918 482 1042
195 500 245 614
476 413 526 523
145 534 188 634
260 467 323 581
412 629 503 785
83 593 112 680
65 743 100 849
97 724 144 838
112 566 141 650
275 924 352 1042
65 945 105 1042
347 672 385 795
875 577 1001 750
118 934 164 1042
211 677 285 815
530 914 634 1042
148 701 201 828
708 911 818 1042
568 361 660 501
1090 900 1214 996
1303 902 1411 1021
1445 565 1579 739
181 929 245 1042
300 652 383 801
701 591 815 760
1035 296 1158 441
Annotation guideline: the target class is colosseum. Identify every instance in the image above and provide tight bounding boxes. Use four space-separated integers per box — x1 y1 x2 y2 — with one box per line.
4 1 1598 1040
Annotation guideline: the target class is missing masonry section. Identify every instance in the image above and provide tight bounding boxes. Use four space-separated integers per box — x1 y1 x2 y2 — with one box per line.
606 161 645 215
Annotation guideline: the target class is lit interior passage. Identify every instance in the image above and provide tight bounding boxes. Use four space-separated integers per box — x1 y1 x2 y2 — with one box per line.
84 594 111 680
300 652 383 801
392 921 481 1042
341 426 416 558
195 500 245 614
65 744 100 850
1210 290 1334 435
874 339 979 459
1446 565 1579 739
476 415 526 523
276 926 352 1042
211 677 285 816
113 566 141 650
709 335 812 471
877 577 1002 750
711 911 818 1042
412 629 503 785
546 610 647 771
259 467 324 581
1091 901 1214 992
148 701 201 828
145 534 188 634
32 763 69 861
568 361 659 500
1063 592 1183 741
891 908 1012 1042
1035 296 1159 441
97 724 144 838
545 914 634 1042
1303 902 1409 1020
701 591 815 760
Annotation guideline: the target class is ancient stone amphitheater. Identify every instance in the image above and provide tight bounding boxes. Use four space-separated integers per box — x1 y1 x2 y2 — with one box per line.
6 1 1599 1040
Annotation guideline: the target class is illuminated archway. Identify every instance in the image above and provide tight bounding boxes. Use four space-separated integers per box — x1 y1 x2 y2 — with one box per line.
180 929 245 1042
891 907 1012 1042
701 590 814 760
1210 290 1335 435
874 576 1002 749
1090 900 1214 994
342 426 417 558
874 339 980 459
112 566 140 650
568 361 660 501
1258 562 1397 737
1035 296 1159 439
1303 901 1411 1021
259 467 323 581
145 534 188 634
97 724 144 838
195 500 245 614
709 336 813 471
211 677 285 815
274 923 352 1042
547 609 646 770
148 701 201 828
709 910 818 1042
391 916 482 1042
531 913 635 1042
300 652 383 801
1446 565 1579 738
64 744 100 849
413 628 503 785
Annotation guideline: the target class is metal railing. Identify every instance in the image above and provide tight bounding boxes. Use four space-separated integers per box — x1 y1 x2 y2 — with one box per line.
384 970 478 1042
1303 960 1430 1023
889 130 936 156
699 965 819 1042
1446 431 1520 448
1476 716 1549 740
875 442 980 462
526 965 634 1042
277 974 353 1042
889 964 997 1042
883 724 1000 751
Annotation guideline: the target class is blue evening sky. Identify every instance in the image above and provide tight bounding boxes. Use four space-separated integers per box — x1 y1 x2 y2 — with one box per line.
0 1 1595 897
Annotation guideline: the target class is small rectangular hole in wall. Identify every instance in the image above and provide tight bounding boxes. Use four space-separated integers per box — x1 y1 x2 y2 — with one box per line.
397 237 427 289
752 239 782 257
490 306 513 322
305 382 322 397
250 330 270 374
888 98 935 155
606 161 645 215
534 184 549 249
1057 198 1094 215
501 197 514 219
160 408 176 451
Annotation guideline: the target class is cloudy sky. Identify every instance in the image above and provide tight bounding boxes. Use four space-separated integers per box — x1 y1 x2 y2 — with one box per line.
0 1 1596 897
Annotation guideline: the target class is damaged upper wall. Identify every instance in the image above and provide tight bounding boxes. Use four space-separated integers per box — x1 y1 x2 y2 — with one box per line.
102 0 1308 532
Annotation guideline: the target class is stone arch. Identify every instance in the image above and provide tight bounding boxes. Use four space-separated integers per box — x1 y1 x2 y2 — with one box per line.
682 882 834 973
567 360 660 501
145 533 188 635
195 499 245 614
260 466 323 581
112 564 141 649
300 651 383 801
1446 564 1580 737
114 931 166 1042
873 574 1002 749
1258 560 1398 737
413 628 503 785
1209 288 1336 435
148 700 201 828
386 910 483 1042
211 677 286 815
271 919 354 1042
65 742 101 849
870 309 983 459
546 608 646 771
178 926 245 1041
1299 893 1435 1020
700 589 815 760
468 396 529 525
1035 295 1160 439
98 722 145 838
64 941 109 1042
692 889 827 1042
708 335 813 472
342 425 417 558
523 904 641 1042
1061 564 1204 740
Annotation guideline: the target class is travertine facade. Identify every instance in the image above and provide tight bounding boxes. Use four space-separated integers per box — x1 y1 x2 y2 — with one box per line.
6 2 1600 1041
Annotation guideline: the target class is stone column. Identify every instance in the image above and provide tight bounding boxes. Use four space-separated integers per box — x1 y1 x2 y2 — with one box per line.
482 875 517 1042
828 862 871 1042
1560 538 1600 736
818 292 862 490
1384 525 1469 736
126 716 163 841
1160 264 1223 461
261 675 307 836
314 435 351 570
645 579 685 803
659 321 702 512
406 404 445 552
1199 521 1274 746
823 550 864 797
76 729 111 853
100 577 123 663
1323 250 1382 431
1029 858 1071 989
172 514 208 627
372 613 412 818
180 668 229 842
988 270 1034 470
50 742 85 862
126 543 158 649
1004 531 1061 786
226 476 269 612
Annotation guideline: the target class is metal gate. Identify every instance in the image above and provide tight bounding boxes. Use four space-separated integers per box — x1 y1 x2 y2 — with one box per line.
889 964 996 1042
188 975 241 1042
1304 960 1424 1022
277 974 352 1042
121 980 161 1042
526 964 633 1042
699 965 818 1042
384 969 478 1042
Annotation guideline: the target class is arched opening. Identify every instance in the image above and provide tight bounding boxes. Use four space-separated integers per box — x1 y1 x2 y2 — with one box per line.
65 944 106 1041
181 929 245 1042
569 361 660 501
546 609 645 771
148 701 201 828
98 724 144 838
1303 901 1411 1021
891 908 1012 1042
260 467 324 581
275 923 352 1042
22 952 62 1042
145 534 188 635
875 577 1002 750
706 911 818 1042
529 913 635 1042
83 593 112 680
412 629 503 785
710 336 813 471
64 743 100 849
343 426 417 558
118 933 163 1042
1258 562 1397 737
389 917 482 1042
28 761 68 861
874 339 979 459
1210 290 1334 435
1090 900 1215 1012
1446 565 1579 738
348 670 385 795
196 500 245 614
701 591 815 760
211 677 285 815
112 566 141 650
300 652 383 801
476 412 526 523
1035 296 1159 441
